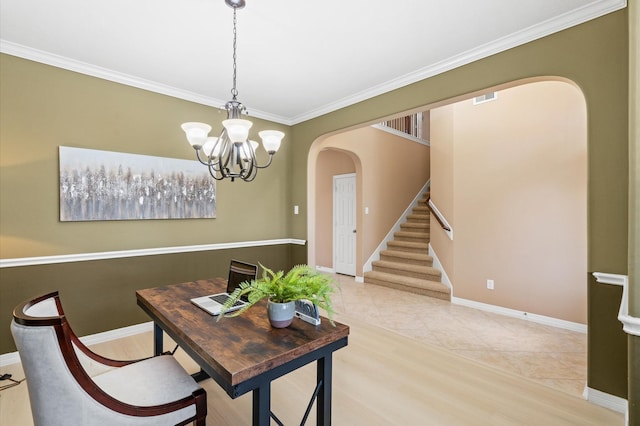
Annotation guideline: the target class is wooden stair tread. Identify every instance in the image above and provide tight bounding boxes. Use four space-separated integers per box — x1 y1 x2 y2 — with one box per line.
394 231 429 237
387 241 429 251
380 250 433 262
364 271 450 296
401 222 429 230
372 260 440 276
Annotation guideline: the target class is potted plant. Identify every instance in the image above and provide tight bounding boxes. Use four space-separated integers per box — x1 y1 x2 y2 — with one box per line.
218 263 336 328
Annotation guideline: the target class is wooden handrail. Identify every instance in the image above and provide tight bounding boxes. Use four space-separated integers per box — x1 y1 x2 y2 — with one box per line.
426 197 451 232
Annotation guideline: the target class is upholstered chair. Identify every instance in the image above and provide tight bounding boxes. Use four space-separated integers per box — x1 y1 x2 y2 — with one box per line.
10 291 207 426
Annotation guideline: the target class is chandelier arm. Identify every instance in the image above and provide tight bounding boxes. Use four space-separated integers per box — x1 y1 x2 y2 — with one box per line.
243 170 258 182
194 149 213 166
243 152 256 179
220 140 235 173
241 158 258 182
207 163 225 181
252 154 275 169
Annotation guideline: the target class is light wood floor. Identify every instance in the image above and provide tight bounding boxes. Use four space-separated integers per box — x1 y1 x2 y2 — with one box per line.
0 280 623 425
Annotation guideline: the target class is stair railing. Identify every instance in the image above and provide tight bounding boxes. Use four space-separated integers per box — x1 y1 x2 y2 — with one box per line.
374 112 430 146
380 112 424 139
427 197 453 240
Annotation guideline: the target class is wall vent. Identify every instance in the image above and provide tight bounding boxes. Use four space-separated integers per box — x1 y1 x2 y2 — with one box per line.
473 92 498 105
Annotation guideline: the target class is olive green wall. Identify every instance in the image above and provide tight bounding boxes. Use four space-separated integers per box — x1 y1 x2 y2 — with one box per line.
627 0 639 420
0 245 295 353
588 276 628 397
0 55 292 259
290 11 630 397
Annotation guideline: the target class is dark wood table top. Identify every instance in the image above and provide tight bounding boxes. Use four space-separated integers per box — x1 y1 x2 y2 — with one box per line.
136 278 350 388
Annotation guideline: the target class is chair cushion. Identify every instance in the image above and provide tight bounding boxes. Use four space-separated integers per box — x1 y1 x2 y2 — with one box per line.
92 355 201 407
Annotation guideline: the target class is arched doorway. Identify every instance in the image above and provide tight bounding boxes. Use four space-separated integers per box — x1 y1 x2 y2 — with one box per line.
308 77 587 325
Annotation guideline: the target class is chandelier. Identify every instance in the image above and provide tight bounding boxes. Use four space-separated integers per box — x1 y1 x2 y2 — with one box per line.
181 0 284 182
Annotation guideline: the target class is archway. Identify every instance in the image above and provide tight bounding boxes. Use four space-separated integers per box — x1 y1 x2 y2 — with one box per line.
308 77 587 326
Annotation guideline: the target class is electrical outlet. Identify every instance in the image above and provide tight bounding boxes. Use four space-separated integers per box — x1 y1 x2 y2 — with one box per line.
487 279 494 290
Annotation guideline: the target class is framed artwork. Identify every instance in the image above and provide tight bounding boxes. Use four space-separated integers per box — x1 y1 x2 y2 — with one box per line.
59 146 216 221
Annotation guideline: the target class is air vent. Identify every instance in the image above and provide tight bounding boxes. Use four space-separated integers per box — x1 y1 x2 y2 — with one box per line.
473 92 498 105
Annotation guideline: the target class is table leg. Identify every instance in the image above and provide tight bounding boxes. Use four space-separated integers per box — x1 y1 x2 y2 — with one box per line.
317 354 332 425
252 383 271 426
153 323 163 356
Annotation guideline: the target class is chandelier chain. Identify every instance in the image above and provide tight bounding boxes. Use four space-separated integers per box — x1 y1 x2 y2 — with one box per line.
231 6 238 100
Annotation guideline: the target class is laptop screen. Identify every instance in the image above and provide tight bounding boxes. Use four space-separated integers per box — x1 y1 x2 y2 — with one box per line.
227 260 258 300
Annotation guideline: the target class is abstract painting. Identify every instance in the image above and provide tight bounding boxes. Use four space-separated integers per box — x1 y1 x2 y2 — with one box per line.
59 146 216 221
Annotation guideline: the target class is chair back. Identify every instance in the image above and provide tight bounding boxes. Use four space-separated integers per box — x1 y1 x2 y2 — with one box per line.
12 291 207 425
10 292 96 425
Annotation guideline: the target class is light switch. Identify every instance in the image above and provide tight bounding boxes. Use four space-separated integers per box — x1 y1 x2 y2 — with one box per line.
294 205 299 215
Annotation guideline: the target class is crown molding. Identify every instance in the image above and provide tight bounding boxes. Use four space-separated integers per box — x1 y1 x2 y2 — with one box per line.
288 0 626 124
0 40 293 126
0 0 626 125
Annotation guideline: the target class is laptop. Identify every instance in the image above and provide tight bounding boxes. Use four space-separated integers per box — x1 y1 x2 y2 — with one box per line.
190 260 258 316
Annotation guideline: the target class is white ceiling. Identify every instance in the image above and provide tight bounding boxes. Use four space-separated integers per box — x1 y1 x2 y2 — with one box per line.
0 0 625 125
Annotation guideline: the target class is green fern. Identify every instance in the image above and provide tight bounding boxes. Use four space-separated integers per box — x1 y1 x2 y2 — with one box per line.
218 263 337 325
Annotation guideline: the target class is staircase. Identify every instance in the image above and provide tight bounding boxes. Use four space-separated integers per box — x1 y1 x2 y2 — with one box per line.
363 193 451 301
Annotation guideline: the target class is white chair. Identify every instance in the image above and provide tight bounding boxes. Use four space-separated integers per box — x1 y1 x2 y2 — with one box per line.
10 291 207 426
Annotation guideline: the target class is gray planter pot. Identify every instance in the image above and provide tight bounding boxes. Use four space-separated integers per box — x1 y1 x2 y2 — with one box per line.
267 300 295 328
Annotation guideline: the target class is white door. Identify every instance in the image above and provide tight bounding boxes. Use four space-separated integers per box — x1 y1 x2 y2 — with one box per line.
334 174 356 276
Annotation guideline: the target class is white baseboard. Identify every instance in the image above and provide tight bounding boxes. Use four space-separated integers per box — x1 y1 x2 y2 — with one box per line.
1 321 154 367
584 386 628 417
315 265 363 282
428 244 452 291
451 297 587 333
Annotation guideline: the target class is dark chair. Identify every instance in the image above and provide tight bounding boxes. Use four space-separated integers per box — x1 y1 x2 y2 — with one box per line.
10 291 207 426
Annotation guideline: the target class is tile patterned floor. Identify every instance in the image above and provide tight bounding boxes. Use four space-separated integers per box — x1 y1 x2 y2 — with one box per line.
329 274 587 398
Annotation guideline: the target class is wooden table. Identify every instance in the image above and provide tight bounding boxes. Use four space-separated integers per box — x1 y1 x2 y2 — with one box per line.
136 278 350 426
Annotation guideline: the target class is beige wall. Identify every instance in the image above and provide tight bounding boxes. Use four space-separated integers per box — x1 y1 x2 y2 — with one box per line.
430 80 587 323
309 126 430 275
430 108 455 279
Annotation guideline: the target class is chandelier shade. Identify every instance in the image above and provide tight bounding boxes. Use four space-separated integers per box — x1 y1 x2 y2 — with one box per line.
181 122 212 149
222 119 252 143
180 0 283 182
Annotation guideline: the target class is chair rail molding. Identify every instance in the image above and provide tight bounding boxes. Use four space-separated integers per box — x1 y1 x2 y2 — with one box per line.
592 272 640 336
0 239 306 268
